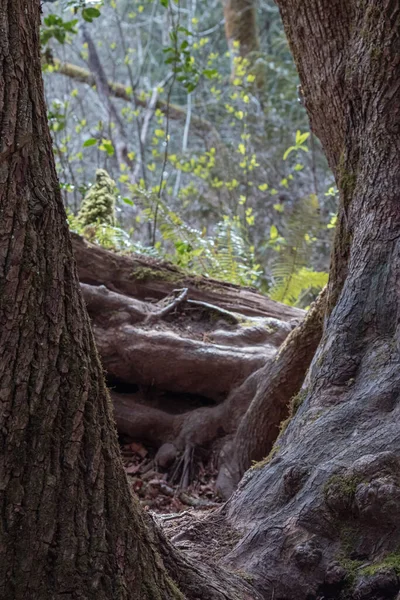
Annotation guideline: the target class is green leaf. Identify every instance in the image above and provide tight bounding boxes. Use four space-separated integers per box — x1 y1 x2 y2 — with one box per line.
283 146 296 160
82 7 101 22
203 69 217 79
270 225 278 241
44 14 60 26
160 0 168 7
295 130 310 145
83 138 97 147
99 139 115 156
186 82 197 93
178 26 193 36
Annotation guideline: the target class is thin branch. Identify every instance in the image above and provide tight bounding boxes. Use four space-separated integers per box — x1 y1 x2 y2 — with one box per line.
79 24 132 169
44 57 223 146
144 288 189 324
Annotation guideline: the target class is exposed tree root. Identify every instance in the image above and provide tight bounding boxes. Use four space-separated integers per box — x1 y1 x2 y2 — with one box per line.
216 286 326 497
73 234 318 493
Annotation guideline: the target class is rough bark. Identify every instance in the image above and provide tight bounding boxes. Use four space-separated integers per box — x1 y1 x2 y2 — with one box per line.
0 3 260 599
210 2 400 599
76 248 298 470
80 278 294 399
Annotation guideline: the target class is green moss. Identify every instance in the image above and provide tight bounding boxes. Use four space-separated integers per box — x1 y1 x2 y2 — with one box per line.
339 524 360 557
166 577 186 599
251 387 309 470
337 152 356 205
232 569 254 584
340 172 356 200
291 388 308 415
278 387 308 436
131 266 183 283
341 558 364 583
324 473 361 500
78 169 117 227
251 444 280 470
360 553 400 577
370 46 382 61
309 409 325 423
335 550 400 600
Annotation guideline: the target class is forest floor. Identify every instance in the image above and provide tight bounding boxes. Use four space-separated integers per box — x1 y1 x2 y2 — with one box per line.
120 438 223 514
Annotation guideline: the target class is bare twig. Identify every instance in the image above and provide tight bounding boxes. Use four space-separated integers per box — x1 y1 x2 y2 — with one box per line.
145 288 189 324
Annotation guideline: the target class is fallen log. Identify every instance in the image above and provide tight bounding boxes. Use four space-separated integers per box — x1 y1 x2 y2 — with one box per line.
72 233 303 320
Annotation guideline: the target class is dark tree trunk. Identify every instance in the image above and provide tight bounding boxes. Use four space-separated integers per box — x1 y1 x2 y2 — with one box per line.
210 2 400 599
0 3 259 599
0 3 175 598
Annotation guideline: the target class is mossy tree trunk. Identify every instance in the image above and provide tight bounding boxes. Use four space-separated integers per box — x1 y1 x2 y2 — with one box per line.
0 3 259 599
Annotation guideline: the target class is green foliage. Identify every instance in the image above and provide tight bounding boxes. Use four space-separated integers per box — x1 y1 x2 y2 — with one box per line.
270 268 328 306
68 212 132 251
131 187 261 286
269 194 328 305
43 0 337 303
360 553 400 577
41 15 78 46
283 130 310 160
68 178 260 286
81 6 101 22
41 1 101 48
164 31 200 93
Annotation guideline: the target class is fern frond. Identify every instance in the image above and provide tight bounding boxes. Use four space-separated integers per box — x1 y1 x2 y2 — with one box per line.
270 194 322 304
270 267 328 306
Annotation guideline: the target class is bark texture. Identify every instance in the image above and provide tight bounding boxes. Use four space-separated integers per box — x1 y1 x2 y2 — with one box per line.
72 233 302 321
211 2 400 599
0 3 260 599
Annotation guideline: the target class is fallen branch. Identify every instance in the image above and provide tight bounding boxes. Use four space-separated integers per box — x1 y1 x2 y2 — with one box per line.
43 58 224 147
145 288 188 324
